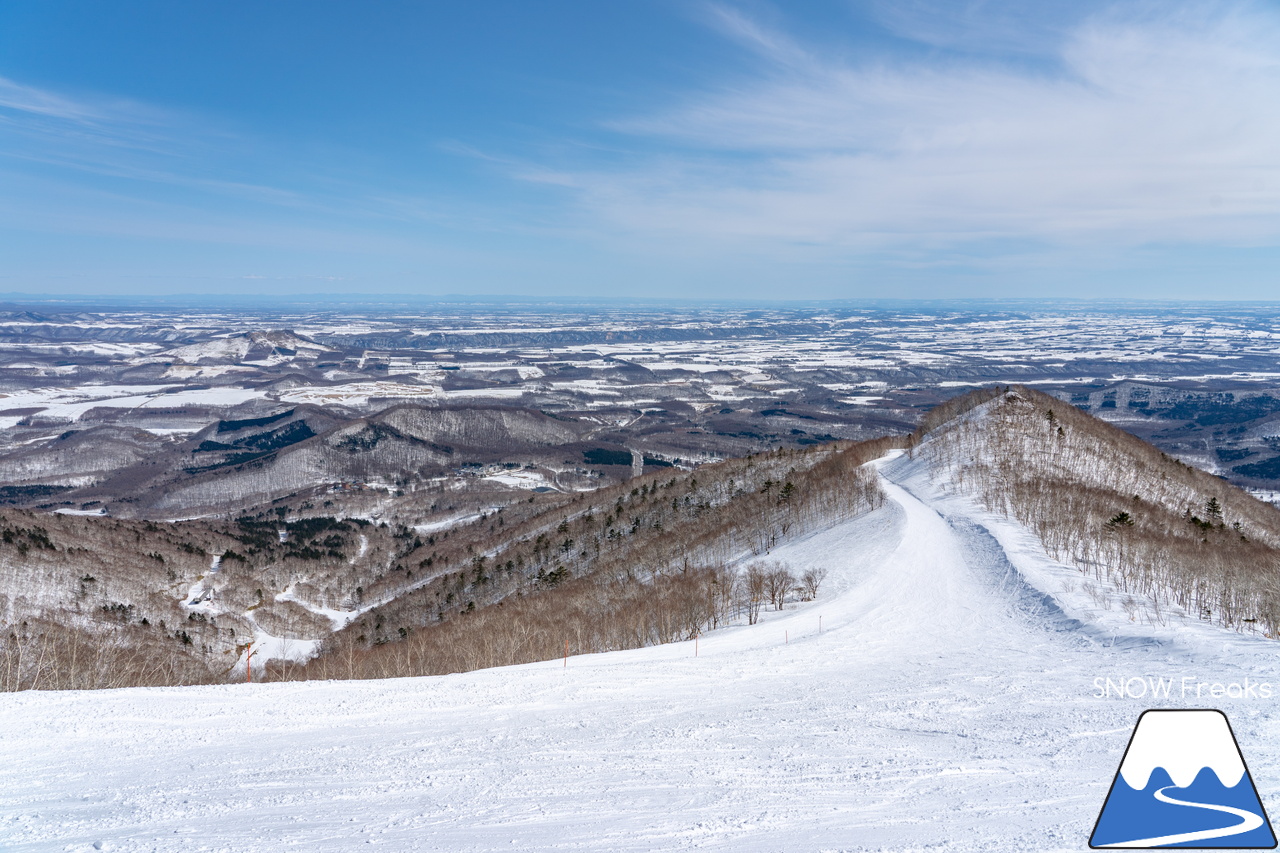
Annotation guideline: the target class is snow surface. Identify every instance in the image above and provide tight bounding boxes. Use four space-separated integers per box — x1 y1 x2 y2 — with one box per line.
0 384 265 422
484 470 552 490
276 381 438 406
4 454 1280 851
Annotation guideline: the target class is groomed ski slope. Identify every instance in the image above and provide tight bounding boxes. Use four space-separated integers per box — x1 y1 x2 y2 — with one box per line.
4 452 1280 852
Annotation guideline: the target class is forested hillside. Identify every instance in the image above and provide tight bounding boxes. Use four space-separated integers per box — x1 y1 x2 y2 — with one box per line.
914 386 1280 636
1 434 894 690
294 436 893 681
10 384 1280 693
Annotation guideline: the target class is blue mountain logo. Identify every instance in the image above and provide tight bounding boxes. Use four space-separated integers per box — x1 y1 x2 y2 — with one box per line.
1091 709 1276 848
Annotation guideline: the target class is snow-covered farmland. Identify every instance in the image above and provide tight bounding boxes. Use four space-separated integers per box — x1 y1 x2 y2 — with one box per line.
276 381 439 406
4 455 1280 851
0 384 265 422
483 469 553 490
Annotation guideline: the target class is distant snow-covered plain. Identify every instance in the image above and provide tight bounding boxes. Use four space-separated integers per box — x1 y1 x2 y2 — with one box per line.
7 306 1280 434
4 453 1278 852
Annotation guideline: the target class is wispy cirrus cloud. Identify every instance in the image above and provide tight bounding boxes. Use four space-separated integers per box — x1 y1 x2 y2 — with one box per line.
867 0 1086 60
0 75 317 213
0 75 433 253
0 75 528 249
550 1 1280 261
0 75 195 165
0 76 121 123
697 3 820 74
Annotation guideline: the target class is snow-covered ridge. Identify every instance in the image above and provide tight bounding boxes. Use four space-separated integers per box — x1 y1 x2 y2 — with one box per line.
912 386 1280 639
146 330 333 364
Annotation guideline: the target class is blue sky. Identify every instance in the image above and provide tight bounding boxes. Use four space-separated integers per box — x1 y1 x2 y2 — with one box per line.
2 1 1279 301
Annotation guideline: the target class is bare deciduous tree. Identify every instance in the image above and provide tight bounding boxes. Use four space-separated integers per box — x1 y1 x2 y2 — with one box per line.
799 567 828 601
741 563 768 625
762 561 795 611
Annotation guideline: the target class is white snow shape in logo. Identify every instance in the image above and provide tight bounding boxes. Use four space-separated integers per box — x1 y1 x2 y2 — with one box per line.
1119 710 1246 790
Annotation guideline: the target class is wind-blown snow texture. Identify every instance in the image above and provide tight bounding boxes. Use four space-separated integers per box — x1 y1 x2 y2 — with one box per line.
3 452 1280 852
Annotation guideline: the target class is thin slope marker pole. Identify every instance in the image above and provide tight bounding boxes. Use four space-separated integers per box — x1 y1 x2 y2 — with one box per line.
785 630 788 644
246 644 252 684
819 615 823 634
563 638 568 668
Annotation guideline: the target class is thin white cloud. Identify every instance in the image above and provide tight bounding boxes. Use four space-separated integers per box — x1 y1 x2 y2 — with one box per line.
868 0 1086 59
0 76 125 123
558 1 1280 257
0 75 181 158
0 76 427 248
700 3 820 72
0 77 520 244
0 77 320 210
